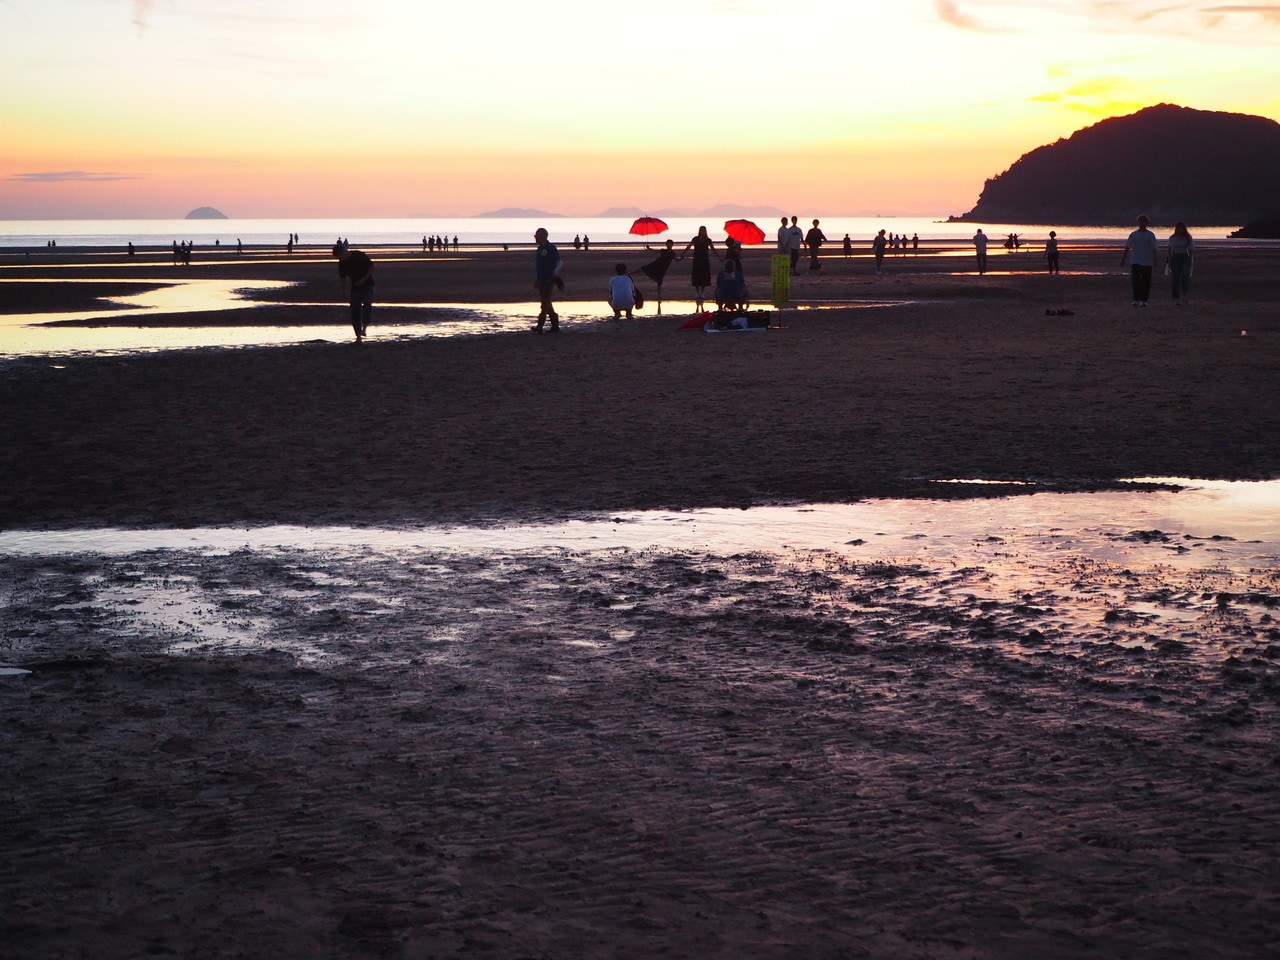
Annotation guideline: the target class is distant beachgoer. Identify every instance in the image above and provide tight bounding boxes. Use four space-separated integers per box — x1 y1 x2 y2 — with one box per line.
682 226 719 312
973 229 989 274
583 235 590 251
533 227 563 333
1121 214 1159 306
1045 230 1060 274
573 234 581 250
872 229 888 275
912 233 919 253
640 239 678 311
776 217 789 254
1166 221 1194 305
608 263 636 319
452 236 459 251
172 241 179 266
287 235 293 255
842 234 852 257
422 235 427 252
127 241 135 257
237 239 242 256
335 244 375 341
786 216 803 275
805 219 827 272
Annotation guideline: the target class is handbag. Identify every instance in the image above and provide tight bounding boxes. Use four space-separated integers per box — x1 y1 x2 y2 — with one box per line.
631 279 644 309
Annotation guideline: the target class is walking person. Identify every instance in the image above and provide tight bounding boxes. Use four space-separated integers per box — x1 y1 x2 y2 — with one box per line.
1166 221 1194 305
1121 215 1159 306
804 219 827 272
972 228 989 275
335 243 375 342
786 216 804 275
532 227 563 333
872 229 888 275
1045 230 1060 274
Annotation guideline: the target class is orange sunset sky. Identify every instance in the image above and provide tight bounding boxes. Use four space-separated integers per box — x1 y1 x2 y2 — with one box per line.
2 0 1279 219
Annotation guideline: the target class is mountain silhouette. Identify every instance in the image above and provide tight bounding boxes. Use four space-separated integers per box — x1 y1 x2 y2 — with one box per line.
955 104 1280 227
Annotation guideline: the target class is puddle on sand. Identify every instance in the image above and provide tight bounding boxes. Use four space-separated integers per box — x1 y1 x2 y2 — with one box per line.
0 276 903 358
1 479 1277 670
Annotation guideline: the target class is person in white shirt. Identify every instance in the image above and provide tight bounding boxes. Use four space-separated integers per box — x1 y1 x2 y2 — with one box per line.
1120 214 1159 305
972 229 989 274
786 216 804 275
607 262 636 319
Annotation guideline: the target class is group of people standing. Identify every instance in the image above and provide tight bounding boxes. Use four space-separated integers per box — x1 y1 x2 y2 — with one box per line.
332 214 1199 342
421 235 458 253
776 216 829 275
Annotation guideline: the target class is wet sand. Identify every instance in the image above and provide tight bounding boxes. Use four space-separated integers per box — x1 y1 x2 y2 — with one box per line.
2 242 1280 958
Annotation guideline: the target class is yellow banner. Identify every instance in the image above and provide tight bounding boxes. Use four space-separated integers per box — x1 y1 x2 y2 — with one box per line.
771 255 791 307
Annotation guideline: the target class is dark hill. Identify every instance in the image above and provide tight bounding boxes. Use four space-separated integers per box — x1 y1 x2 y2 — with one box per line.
1229 212 1280 239
955 104 1280 226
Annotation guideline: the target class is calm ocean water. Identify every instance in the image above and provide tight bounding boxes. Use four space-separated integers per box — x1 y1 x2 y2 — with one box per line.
0 216 1232 250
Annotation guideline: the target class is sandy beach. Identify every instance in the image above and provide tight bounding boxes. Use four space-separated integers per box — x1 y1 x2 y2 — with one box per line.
2 240 1280 958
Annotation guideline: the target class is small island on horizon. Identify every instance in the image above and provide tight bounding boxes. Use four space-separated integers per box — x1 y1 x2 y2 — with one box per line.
185 206 228 220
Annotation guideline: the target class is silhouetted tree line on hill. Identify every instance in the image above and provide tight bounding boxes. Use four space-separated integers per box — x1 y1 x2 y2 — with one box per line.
953 104 1280 233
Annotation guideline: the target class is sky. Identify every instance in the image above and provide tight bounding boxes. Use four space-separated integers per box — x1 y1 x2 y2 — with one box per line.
2 0 1279 219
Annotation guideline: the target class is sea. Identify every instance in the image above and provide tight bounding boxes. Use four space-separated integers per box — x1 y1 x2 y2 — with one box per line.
0 216 1244 251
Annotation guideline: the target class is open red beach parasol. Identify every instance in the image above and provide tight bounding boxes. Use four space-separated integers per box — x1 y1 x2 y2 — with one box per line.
629 216 669 237
723 218 766 244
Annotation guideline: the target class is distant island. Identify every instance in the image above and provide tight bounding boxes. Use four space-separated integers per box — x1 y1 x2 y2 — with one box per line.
474 207 565 219
185 206 228 220
952 104 1280 227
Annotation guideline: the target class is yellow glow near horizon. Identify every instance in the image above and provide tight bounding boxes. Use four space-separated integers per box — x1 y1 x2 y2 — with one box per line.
1 0 1278 218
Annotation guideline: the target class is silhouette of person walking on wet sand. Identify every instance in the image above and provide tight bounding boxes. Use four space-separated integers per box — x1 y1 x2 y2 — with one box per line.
335 243 375 341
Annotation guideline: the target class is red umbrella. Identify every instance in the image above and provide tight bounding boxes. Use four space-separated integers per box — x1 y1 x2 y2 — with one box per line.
723 218 765 244
629 216 669 236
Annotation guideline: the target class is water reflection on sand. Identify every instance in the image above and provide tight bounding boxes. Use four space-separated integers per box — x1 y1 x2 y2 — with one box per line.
0 274 902 358
2 479 1276 670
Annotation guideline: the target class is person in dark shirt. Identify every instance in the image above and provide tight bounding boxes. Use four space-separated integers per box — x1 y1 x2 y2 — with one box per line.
533 227 563 333
335 244 375 341
640 239 679 313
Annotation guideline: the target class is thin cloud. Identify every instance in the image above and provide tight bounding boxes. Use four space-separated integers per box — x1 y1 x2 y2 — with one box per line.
8 171 140 183
935 0 988 30
1202 3 1280 22
938 0 1280 36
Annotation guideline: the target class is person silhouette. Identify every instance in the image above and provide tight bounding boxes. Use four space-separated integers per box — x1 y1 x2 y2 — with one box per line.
532 227 563 333
973 229 989 275
805 219 827 271
682 226 719 312
335 244 375 341
640 239 678 313
608 262 637 319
